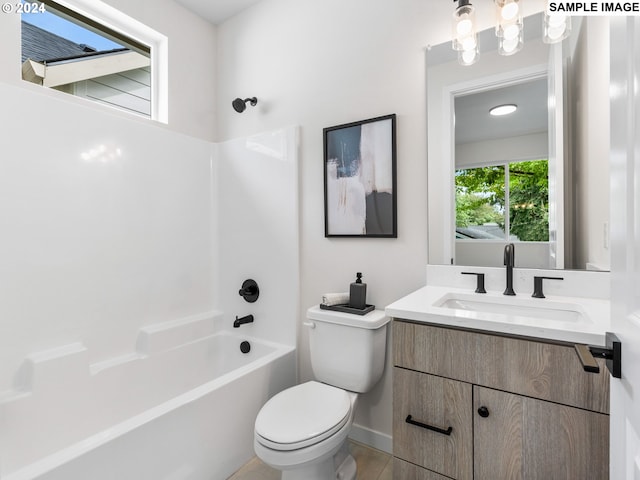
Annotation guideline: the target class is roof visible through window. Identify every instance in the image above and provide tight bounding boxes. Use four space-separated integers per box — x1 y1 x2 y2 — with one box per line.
22 6 123 54
21 1 153 118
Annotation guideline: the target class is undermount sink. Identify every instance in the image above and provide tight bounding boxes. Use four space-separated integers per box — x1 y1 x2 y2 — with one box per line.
434 293 588 323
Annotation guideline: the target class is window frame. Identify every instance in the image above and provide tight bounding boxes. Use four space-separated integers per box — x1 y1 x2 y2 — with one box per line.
22 0 167 123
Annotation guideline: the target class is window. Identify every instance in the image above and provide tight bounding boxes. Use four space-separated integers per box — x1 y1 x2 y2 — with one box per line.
20 0 167 121
455 159 549 242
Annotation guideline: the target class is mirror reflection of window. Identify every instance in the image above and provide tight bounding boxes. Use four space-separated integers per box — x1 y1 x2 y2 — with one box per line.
455 159 549 242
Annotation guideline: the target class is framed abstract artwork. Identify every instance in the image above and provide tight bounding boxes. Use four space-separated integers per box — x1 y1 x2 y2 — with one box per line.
323 114 397 237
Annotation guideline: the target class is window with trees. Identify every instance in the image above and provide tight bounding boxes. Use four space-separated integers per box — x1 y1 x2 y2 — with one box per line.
455 159 549 242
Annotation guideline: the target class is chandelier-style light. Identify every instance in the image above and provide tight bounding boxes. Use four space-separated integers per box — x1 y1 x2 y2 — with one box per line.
542 9 571 43
452 0 479 65
452 0 570 66
495 0 524 55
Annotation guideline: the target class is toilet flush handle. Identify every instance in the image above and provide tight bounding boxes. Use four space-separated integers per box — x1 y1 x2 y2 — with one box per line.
303 321 316 329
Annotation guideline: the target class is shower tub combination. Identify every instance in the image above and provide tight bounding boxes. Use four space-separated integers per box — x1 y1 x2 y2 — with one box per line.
0 312 296 480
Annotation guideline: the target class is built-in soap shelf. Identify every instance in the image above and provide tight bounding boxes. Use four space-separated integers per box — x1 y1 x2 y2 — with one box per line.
2 310 224 402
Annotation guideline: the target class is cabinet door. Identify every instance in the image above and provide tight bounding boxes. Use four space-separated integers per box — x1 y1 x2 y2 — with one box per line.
474 386 609 480
394 368 473 480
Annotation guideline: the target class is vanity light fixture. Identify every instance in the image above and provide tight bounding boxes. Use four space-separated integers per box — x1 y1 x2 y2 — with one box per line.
452 0 569 66
489 104 517 116
495 0 524 55
452 0 479 66
542 10 571 43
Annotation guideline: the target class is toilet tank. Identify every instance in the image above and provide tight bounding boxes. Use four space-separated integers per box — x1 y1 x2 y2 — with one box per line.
306 306 390 393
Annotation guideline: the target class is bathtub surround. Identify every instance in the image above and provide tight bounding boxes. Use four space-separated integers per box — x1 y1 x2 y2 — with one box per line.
0 82 216 398
0 75 299 477
215 127 299 347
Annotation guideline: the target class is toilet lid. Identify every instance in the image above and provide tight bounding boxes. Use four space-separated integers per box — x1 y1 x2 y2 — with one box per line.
255 381 352 450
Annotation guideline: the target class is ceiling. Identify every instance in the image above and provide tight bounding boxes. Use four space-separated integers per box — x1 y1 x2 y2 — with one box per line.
454 77 548 145
174 0 264 24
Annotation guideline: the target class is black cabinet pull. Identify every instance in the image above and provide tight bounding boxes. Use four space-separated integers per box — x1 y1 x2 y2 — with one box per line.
405 415 453 436
574 332 622 378
477 406 490 418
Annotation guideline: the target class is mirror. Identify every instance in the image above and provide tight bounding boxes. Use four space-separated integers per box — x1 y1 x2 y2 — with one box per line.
427 14 611 271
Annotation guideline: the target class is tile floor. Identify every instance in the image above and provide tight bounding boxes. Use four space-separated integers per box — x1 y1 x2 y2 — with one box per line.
227 440 392 480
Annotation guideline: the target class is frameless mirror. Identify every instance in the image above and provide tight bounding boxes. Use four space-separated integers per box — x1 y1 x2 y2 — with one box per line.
427 13 611 271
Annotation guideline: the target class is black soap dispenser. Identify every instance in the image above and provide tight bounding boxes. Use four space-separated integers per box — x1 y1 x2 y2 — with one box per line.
349 272 367 310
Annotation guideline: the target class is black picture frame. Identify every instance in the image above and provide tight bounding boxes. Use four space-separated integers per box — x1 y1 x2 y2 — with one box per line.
323 114 397 238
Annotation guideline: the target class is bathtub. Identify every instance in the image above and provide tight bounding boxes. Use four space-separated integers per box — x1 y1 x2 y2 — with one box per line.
0 312 296 480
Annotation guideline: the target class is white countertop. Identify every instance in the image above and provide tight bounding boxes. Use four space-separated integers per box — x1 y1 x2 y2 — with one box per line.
385 284 610 345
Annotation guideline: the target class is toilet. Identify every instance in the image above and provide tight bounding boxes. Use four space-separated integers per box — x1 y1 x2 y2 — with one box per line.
254 306 390 480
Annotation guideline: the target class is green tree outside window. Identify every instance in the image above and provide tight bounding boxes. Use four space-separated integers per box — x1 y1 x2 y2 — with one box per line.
455 159 549 242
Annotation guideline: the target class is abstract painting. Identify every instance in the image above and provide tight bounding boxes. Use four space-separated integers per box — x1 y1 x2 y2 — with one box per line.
323 114 397 237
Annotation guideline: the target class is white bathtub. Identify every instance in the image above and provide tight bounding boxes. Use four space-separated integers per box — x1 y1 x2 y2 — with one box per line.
0 312 296 480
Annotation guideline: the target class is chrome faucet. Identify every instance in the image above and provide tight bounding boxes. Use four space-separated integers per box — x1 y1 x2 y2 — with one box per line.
503 243 516 296
234 314 254 328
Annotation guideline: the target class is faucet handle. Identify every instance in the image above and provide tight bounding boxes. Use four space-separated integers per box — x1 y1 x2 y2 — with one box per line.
504 243 515 266
532 276 563 298
461 272 486 294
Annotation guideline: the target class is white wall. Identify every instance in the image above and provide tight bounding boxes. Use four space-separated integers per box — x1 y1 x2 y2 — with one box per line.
0 0 217 141
456 132 548 168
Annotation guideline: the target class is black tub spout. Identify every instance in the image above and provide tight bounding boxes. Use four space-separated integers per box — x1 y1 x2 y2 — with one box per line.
234 314 254 328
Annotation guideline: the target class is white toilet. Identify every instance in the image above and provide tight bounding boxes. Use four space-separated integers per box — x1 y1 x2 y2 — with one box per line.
254 305 390 480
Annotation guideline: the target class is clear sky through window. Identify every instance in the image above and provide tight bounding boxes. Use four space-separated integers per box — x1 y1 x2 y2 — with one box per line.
22 5 123 52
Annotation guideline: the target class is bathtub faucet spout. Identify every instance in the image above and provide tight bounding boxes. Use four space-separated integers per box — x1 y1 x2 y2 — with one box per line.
234 314 254 328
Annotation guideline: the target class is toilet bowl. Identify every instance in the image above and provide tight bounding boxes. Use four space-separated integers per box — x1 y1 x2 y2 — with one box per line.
253 306 390 480
254 381 358 479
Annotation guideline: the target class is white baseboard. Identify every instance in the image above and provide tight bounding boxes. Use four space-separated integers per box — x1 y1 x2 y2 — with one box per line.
349 423 392 454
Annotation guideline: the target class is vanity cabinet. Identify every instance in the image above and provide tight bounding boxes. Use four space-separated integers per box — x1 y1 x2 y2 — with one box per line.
392 320 610 480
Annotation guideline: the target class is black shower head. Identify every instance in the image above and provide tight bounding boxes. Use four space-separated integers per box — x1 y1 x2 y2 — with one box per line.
232 97 258 113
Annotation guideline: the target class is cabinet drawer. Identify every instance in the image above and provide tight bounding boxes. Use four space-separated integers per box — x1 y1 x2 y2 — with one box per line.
393 367 473 480
393 320 609 413
393 458 452 480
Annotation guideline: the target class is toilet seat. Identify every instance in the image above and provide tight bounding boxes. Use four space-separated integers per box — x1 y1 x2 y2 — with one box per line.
255 381 351 451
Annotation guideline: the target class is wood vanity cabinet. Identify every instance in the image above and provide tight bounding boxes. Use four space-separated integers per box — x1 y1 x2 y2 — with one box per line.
392 320 610 480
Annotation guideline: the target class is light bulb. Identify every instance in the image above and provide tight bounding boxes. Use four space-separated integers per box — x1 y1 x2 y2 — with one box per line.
501 2 519 20
461 35 477 50
543 12 571 43
501 37 519 53
457 17 473 35
547 24 566 40
548 13 567 27
460 48 478 65
503 23 520 40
